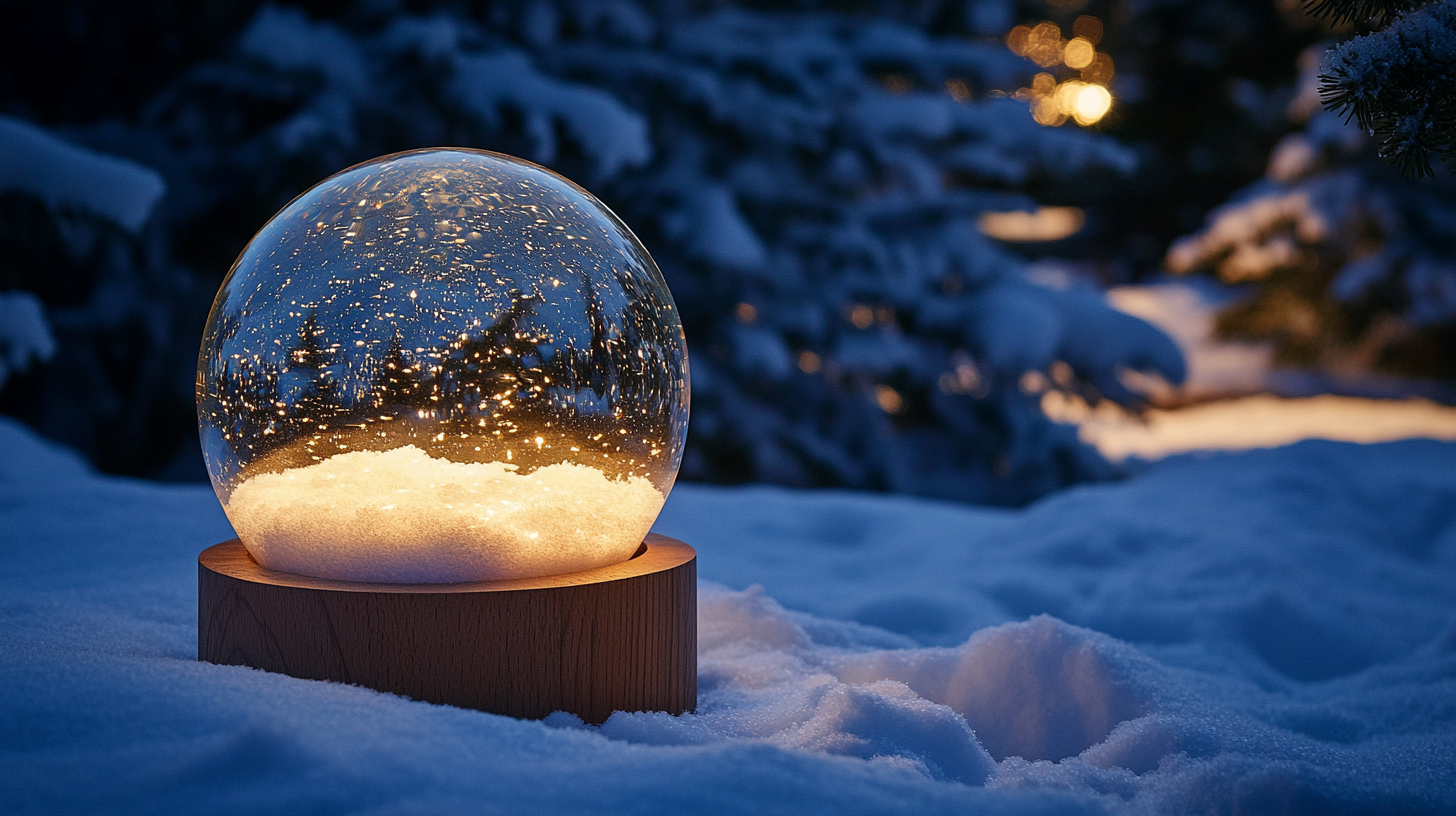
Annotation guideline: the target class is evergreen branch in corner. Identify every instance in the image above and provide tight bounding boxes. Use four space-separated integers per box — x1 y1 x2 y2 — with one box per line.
1304 0 1420 25
1318 0 1456 177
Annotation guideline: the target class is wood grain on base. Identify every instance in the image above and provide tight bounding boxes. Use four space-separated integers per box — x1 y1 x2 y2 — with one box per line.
198 535 695 724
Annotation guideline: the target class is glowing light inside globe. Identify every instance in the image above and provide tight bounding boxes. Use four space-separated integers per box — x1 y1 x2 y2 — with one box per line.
197 149 689 583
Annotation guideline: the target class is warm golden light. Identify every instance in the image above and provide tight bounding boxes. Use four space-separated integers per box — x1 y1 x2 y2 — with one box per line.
938 352 983 395
1063 37 1095 70
1007 22 1067 67
797 350 822 374
1081 53 1115 85
228 447 663 583
1005 18 1113 128
1006 25 1031 55
735 302 758 323
1054 81 1084 116
875 385 904 414
850 304 875 329
1070 83 1112 125
1020 370 1050 395
978 207 1086 242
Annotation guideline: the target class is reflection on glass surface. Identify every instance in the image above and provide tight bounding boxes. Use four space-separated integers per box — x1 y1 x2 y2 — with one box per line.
197 149 689 584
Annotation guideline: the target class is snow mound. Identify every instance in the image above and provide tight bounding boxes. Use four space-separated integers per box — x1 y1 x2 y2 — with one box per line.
2 416 1454 813
225 446 663 583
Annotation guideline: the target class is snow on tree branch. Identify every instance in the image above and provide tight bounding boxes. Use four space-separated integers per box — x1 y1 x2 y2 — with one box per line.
0 115 165 233
0 292 56 390
1168 39 1456 379
451 50 651 175
1319 0 1456 177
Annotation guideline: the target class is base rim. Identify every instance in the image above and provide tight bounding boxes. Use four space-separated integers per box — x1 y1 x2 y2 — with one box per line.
200 533 695 594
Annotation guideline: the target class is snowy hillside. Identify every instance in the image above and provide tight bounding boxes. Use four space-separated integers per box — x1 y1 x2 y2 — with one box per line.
3 417 1454 814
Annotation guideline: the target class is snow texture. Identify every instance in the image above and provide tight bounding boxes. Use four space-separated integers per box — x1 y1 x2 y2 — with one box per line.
450 50 651 176
0 114 165 233
1105 280 1273 402
236 6 651 175
0 291 56 389
240 6 369 95
546 6 1155 501
3 416 1454 814
1053 281 1456 458
1322 0 1456 97
1107 280 1456 408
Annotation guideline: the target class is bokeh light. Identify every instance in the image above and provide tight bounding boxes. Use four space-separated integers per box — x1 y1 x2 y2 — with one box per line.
1070 83 1113 125
875 385 904 414
1006 18 1114 127
1063 37 1096 70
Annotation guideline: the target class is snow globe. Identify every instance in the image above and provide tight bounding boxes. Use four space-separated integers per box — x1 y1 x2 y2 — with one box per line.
195 149 695 723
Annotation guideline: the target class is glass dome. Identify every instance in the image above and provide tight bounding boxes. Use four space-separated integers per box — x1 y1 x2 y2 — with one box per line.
197 149 689 584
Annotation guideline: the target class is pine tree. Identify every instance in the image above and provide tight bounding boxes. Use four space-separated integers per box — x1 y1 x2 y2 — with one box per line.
286 309 345 424
2 1 1189 503
439 295 545 420
374 331 427 415
1311 0 1456 177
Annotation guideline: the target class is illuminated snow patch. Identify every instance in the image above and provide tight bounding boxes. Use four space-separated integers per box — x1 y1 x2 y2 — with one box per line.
226 445 664 583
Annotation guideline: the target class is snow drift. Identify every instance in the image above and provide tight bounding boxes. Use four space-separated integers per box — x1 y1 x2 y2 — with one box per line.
2 416 1454 814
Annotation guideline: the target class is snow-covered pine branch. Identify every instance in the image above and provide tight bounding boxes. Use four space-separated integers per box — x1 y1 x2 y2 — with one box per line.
0 292 55 390
0 115 165 234
1305 0 1423 25
0 115 162 395
539 7 1172 501
1316 0 1456 177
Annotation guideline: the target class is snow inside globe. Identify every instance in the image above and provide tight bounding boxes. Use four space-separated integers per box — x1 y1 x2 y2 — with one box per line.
197 149 689 584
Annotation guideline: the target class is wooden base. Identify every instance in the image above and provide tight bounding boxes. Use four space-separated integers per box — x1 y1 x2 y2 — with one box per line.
198 535 695 723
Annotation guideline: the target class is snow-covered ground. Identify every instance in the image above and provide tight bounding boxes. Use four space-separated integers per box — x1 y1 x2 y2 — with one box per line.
1070 393 1456 462
3 415 1455 814
1049 280 1456 461
1105 280 1275 404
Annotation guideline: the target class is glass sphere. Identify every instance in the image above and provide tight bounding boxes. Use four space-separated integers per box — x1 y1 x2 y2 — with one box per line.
197 149 689 584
